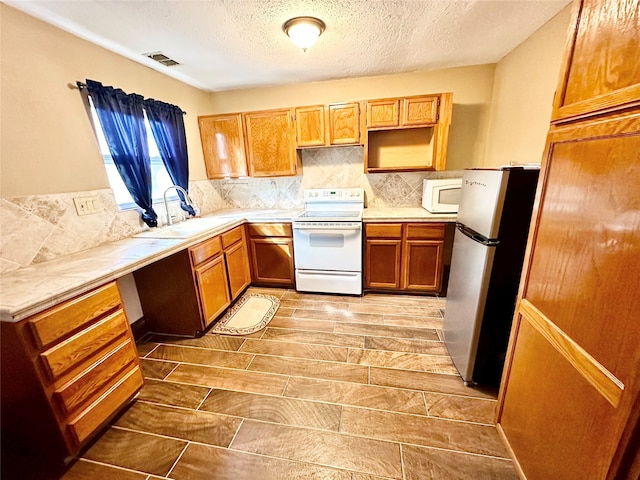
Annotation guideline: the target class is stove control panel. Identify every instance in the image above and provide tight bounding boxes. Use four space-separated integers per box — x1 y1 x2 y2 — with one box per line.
304 188 364 202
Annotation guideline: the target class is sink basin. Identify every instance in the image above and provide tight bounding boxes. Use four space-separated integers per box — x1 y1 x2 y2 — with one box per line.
134 217 232 239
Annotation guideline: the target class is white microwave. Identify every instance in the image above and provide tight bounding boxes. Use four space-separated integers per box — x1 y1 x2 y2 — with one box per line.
422 178 463 213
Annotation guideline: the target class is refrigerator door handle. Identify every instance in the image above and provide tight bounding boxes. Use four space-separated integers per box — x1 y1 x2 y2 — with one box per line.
456 223 500 246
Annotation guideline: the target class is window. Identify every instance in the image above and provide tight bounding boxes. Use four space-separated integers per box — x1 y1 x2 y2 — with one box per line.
88 98 177 209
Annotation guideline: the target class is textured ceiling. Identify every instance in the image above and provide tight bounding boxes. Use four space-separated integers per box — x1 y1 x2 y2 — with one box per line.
7 0 570 92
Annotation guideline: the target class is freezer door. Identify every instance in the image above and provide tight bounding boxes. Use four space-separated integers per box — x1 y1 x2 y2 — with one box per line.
457 170 509 239
443 226 496 383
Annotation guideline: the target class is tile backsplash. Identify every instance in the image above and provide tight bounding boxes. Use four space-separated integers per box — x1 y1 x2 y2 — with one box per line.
1 146 461 273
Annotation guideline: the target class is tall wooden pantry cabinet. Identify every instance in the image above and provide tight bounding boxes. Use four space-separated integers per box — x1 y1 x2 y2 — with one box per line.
495 1 640 479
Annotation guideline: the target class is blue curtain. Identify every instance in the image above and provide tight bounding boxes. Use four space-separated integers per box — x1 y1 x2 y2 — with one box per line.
86 80 158 227
144 99 195 216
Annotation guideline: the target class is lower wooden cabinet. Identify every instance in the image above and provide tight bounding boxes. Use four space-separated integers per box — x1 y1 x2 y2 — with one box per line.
247 223 295 287
134 225 251 336
365 222 448 293
222 226 252 300
193 254 231 328
0 281 143 463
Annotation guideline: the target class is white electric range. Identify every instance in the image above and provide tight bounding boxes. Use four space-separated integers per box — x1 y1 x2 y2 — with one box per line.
292 188 364 295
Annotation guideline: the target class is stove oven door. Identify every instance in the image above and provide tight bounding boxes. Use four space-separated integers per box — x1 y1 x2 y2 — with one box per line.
293 222 363 295
292 222 362 272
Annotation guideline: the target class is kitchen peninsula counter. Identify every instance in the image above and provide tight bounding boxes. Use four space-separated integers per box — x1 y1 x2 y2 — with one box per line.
0 209 301 323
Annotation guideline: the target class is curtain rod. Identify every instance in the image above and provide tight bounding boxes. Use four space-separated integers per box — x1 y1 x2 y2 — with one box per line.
69 81 187 114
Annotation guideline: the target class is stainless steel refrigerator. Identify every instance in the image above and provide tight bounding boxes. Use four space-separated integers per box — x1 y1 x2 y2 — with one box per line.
443 167 539 387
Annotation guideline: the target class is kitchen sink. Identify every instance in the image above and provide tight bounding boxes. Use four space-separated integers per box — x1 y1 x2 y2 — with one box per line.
134 217 233 239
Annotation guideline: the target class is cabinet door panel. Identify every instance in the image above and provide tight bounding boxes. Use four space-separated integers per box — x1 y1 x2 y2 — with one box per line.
365 239 401 289
402 240 443 291
245 109 298 177
497 111 640 480
295 105 325 147
329 102 360 145
226 240 251 300
249 238 295 286
199 114 248 178
367 99 400 128
403 96 439 126
553 0 640 122
194 255 231 327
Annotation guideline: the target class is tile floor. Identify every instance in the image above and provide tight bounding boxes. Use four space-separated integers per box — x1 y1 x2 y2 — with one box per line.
61 288 518 480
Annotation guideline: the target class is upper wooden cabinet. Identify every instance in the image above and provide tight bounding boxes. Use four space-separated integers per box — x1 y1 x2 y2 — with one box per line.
244 108 300 177
367 96 439 129
295 102 361 148
198 114 248 179
367 99 400 128
295 105 326 147
328 102 361 145
552 0 640 123
364 93 453 173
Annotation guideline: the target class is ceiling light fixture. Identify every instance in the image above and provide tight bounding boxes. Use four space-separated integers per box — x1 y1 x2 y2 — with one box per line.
283 16 326 52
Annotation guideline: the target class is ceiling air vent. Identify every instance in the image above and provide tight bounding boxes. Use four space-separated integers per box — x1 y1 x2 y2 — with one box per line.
144 52 180 67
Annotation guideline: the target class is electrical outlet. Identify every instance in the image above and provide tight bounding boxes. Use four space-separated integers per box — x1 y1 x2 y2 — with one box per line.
74 196 99 216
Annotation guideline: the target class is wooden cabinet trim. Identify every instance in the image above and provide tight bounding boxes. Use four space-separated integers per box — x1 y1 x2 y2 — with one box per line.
28 282 121 349
519 299 623 407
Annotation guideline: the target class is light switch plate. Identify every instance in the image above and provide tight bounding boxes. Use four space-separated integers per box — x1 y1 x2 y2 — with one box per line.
74 196 99 216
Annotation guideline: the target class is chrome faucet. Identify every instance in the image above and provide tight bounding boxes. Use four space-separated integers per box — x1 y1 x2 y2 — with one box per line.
163 185 197 226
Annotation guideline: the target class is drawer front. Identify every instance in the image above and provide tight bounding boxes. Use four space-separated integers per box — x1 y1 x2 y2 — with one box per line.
365 223 403 238
67 366 143 446
39 309 129 382
28 282 121 349
190 235 222 266
53 338 138 416
406 223 446 240
221 226 244 249
248 223 292 238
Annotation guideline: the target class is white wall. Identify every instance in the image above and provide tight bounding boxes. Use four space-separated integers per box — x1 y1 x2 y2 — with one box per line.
0 4 212 198
484 6 572 167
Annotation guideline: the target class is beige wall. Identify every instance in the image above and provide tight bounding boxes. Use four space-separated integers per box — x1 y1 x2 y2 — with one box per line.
484 6 572 167
210 65 497 171
0 4 211 198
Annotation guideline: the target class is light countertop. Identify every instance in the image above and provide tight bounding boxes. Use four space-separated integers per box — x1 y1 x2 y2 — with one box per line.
363 207 457 223
0 209 302 323
1 207 453 323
